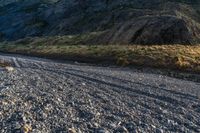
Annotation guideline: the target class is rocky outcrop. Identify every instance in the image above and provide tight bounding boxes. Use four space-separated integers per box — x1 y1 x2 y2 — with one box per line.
99 16 200 44
0 0 200 44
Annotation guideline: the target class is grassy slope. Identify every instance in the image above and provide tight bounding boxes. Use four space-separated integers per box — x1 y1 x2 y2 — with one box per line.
0 34 200 73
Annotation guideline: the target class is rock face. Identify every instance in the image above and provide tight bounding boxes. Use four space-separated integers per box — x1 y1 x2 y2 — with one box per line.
100 16 200 44
0 0 200 44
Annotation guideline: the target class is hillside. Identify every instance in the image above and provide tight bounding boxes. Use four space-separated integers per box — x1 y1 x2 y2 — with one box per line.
1 1 200 133
0 0 200 44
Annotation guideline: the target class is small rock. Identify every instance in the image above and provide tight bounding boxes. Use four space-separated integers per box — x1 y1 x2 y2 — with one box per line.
58 86 64 91
177 107 186 114
162 110 168 114
151 125 156 129
74 61 79 64
109 123 117 128
96 128 110 133
93 122 99 128
156 128 164 133
125 122 136 131
114 126 129 133
82 83 86 86
5 66 14 72
57 98 62 102
68 128 77 133
159 84 167 88
13 122 21 130
22 124 32 133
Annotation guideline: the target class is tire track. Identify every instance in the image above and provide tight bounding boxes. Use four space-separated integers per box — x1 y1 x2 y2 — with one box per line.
0 54 200 132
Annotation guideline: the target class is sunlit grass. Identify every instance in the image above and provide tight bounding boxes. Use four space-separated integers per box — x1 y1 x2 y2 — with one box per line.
1 43 200 72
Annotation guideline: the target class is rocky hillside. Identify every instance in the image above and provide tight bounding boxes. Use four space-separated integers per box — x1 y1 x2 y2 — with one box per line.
0 0 200 44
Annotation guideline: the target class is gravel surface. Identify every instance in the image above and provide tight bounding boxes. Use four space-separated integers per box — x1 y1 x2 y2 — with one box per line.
0 54 200 133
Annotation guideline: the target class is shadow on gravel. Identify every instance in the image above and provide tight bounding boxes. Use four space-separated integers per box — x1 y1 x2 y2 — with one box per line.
18 66 200 107
60 68 200 101
19 65 199 101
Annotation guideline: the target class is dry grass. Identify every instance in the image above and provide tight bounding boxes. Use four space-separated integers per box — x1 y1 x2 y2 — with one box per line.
0 59 11 67
1 43 200 73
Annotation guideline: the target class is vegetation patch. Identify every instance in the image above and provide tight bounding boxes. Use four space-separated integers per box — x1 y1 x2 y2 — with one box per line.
0 59 11 67
1 36 200 73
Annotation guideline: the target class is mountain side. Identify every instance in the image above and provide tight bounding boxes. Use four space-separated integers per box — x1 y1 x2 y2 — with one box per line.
0 0 200 44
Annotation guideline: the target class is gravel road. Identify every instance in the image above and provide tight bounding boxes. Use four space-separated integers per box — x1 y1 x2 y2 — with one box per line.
0 53 200 133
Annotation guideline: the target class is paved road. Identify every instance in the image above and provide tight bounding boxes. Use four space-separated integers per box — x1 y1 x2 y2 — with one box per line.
0 54 200 133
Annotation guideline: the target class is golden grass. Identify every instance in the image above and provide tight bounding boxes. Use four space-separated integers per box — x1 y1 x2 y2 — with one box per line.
1 43 200 73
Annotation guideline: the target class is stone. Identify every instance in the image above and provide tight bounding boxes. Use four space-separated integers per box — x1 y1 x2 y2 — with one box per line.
68 128 77 133
21 124 32 133
96 128 110 133
114 126 129 133
5 66 14 72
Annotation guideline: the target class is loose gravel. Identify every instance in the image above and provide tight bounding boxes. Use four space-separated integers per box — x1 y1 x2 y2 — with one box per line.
0 54 200 133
